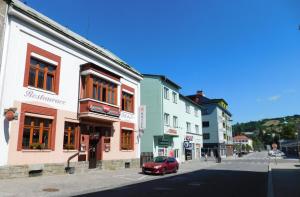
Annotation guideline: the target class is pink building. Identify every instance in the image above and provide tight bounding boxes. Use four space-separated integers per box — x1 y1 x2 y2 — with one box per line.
0 0 143 177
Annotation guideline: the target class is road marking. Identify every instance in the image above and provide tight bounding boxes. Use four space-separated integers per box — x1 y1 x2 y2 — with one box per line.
137 175 147 181
267 165 274 197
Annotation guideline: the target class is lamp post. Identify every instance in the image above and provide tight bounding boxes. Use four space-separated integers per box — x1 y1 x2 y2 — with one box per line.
296 124 300 162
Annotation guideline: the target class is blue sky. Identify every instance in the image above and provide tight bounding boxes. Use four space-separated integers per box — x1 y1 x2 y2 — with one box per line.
24 0 300 123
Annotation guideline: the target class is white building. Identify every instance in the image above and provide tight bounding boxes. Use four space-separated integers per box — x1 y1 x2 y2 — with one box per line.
188 91 233 158
233 135 253 148
178 95 203 161
0 0 142 176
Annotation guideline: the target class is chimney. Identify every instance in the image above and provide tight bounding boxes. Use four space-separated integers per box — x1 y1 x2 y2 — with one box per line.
197 90 204 96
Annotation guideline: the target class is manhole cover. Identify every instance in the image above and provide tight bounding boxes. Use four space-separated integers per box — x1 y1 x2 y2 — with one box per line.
42 188 59 192
188 182 204 186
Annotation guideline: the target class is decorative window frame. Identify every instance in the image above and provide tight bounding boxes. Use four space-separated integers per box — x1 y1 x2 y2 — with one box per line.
121 84 135 113
120 122 135 151
23 43 61 94
17 103 57 151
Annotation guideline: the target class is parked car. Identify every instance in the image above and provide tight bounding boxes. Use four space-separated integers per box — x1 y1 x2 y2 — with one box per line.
269 150 285 157
142 156 179 175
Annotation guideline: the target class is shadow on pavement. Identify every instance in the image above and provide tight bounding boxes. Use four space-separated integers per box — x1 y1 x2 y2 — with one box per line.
272 168 300 197
75 169 268 197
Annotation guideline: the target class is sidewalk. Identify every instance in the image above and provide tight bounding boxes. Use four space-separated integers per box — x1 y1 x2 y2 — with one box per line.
268 160 300 197
0 160 215 197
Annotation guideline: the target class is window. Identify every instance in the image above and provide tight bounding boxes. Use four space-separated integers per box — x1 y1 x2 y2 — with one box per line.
63 122 78 150
172 92 177 103
202 109 209 115
194 108 198 117
186 122 191 132
186 104 191 113
24 44 61 94
223 122 226 128
122 92 134 112
173 116 178 128
28 57 56 92
195 125 199 134
164 113 170 125
164 87 169 99
202 121 210 127
22 116 52 149
203 133 210 139
92 77 117 105
121 129 133 150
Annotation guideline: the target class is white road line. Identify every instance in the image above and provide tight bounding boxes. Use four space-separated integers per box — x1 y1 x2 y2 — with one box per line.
137 175 147 181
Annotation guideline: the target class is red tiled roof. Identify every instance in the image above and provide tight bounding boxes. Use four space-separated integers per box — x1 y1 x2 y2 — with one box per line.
233 135 249 140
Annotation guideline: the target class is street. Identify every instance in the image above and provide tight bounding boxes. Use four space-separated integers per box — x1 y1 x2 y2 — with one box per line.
78 152 269 197
1 151 299 197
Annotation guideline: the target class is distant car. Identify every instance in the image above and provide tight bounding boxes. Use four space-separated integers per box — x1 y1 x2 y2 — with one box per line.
142 156 179 175
269 150 285 157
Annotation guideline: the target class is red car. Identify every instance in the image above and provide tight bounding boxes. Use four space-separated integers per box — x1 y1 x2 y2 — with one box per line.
142 156 179 175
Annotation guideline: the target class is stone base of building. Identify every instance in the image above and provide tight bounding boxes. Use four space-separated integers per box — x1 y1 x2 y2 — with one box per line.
0 158 140 179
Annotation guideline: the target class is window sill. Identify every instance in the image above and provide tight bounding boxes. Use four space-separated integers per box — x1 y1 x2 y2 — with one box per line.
120 150 134 152
22 149 52 152
121 110 134 114
27 86 57 95
63 150 78 152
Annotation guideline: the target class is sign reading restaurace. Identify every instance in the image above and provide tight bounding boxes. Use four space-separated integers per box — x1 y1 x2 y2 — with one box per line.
24 90 66 105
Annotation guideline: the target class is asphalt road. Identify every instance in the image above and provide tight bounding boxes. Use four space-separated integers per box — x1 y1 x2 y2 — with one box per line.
78 152 269 197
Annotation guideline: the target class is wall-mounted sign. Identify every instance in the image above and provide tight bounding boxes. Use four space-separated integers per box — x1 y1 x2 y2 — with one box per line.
24 90 66 105
89 105 120 117
185 135 193 141
120 111 135 122
166 129 177 135
158 138 170 146
4 108 18 121
138 105 146 130
183 141 192 150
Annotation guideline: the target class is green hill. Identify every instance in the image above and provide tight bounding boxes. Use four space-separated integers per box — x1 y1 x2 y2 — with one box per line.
233 115 300 150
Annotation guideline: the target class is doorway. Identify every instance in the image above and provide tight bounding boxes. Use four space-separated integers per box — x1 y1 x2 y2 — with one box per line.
89 138 99 169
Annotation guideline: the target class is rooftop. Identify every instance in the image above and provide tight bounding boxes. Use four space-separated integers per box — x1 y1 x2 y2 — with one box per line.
143 74 181 89
6 0 142 78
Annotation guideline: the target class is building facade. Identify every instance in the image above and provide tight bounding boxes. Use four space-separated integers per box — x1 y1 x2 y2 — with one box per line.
140 75 202 162
233 135 253 149
0 0 143 175
188 91 233 158
178 95 203 161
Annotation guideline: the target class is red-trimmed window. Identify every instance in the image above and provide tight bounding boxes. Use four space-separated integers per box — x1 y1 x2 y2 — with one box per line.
18 103 57 151
24 43 61 94
122 92 133 112
22 116 52 149
120 129 133 150
63 122 79 150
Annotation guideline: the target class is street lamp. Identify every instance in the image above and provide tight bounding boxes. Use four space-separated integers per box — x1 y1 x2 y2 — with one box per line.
295 124 300 162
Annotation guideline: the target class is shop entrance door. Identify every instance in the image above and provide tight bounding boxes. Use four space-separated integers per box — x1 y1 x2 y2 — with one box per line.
89 139 98 169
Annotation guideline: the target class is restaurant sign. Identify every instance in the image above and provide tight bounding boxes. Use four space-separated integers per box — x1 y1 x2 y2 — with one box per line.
89 105 120 117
